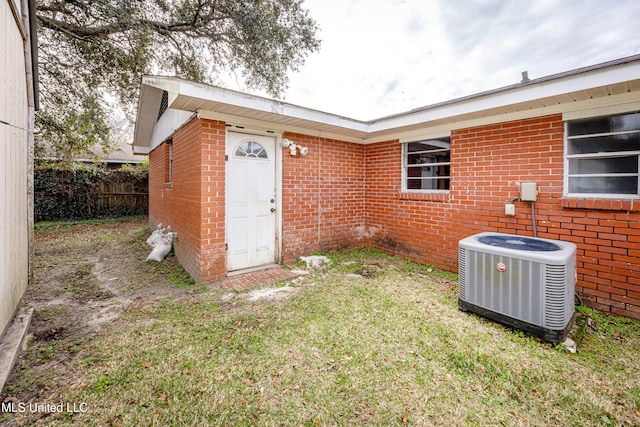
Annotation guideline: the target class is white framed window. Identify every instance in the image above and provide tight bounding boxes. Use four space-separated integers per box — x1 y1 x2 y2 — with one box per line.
565 111 640 198
402 137 451 192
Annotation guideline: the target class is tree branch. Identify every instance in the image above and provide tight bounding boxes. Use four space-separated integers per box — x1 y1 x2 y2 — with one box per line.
38 13 225 40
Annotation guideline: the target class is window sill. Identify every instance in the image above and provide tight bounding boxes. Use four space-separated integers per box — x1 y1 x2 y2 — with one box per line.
560 197 639 212
399 192 449 202
164 182 173 190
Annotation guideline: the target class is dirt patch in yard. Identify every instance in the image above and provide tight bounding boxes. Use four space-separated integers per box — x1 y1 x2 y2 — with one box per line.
2 218 205 405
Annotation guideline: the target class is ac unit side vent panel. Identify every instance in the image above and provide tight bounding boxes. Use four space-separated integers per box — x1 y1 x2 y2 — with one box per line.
458 232 577 342
458 247 467 301
544 264 569 329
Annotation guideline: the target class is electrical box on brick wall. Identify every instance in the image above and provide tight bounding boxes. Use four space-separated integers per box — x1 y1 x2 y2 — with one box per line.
520 182 538 202
505 204 516 216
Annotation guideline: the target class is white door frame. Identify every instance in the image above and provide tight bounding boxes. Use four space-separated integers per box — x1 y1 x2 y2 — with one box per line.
225 126 282 272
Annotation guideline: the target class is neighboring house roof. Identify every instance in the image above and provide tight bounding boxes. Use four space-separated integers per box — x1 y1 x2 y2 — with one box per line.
41 138 147 165
82 139 147 165
134 54 640 154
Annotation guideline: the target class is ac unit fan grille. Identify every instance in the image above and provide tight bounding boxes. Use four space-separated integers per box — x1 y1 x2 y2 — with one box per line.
458 248 467 301
544 264 569 329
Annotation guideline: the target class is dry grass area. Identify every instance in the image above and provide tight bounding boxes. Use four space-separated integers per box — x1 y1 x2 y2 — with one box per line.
1 219 639 426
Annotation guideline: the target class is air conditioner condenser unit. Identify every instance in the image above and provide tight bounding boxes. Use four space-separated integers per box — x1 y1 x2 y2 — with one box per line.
458 232 577 342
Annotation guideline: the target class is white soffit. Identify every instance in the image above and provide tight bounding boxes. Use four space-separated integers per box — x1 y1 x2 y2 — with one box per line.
135 55 640 148
367 60 640 135
132 83 163 154
171 79 370 139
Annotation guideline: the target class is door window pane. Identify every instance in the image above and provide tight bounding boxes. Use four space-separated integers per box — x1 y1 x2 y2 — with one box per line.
235 141 268 159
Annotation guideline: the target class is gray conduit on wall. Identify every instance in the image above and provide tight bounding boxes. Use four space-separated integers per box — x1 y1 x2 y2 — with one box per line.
531 201 537 237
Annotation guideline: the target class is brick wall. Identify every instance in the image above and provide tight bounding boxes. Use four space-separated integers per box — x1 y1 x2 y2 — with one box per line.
151 125 367 281
365 114 640 320
148 117 227 283
199 119 227 283
149 113 639 320
281 133 366 263
148 142 167 232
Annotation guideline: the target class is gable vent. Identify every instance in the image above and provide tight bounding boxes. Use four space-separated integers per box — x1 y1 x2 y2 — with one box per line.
157 90 169 120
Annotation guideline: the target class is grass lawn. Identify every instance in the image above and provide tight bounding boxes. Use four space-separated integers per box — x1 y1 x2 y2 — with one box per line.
2 221 639 426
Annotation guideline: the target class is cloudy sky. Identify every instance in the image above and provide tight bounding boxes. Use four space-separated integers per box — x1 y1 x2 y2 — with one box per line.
270 0 640 120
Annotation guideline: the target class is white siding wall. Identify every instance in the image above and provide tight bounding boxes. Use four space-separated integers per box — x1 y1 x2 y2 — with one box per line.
0 0 30 336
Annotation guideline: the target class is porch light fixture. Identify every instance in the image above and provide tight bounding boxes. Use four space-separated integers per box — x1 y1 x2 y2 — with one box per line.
281 138 309 156
281 138 292 148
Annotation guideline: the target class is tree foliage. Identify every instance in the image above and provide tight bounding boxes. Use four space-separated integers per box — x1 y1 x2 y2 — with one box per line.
36 0 320 161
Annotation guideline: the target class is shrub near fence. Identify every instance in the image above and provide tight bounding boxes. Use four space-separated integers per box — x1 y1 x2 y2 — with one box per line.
35 166 148 221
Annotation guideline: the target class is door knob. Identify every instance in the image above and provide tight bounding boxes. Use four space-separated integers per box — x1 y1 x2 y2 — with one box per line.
270 199 275 203
270 208 276 212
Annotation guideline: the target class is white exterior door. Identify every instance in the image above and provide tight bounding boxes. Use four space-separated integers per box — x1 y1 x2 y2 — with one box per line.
226 132 277 271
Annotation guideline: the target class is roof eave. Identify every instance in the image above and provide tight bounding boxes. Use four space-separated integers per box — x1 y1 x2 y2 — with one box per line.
366 55 640 135
133 54 640 148
132 80 164 154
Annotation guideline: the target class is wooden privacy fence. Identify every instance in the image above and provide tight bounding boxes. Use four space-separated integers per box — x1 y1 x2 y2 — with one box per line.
97 180 149 217
35 166 148 221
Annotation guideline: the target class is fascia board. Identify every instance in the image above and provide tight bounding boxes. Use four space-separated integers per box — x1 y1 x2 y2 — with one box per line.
133 83 164 150
136 58 640 148
142 76 182 94
132 145 149 155
177 80 370 133
197 110 367 144
185 61 640 139
563 99 640 121
367 61 640 134
377 91 640 145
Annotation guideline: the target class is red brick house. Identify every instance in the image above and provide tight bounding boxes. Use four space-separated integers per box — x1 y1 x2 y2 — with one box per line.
133 55 640 320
